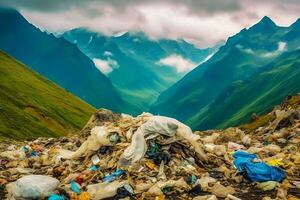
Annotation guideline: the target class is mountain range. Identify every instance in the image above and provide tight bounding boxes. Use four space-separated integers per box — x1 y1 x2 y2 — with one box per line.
1 6 300 139
151 16 300 130
62 29 218 113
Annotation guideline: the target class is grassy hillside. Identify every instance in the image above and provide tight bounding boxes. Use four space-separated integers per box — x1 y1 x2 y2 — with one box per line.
0 50 96 140
189 49 300 130
0 7 124 112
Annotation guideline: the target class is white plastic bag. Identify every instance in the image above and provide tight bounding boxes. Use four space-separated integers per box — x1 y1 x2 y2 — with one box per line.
6 175 59 200
87 181 126 200
59 126 112 159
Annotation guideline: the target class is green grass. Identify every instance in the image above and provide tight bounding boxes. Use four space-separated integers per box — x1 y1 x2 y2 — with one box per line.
0 50 96 140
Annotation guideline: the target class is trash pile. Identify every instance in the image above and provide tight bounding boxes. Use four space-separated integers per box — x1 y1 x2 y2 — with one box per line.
0 102 300 199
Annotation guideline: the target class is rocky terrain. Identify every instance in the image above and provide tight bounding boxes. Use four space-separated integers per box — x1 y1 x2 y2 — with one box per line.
0 94 300 200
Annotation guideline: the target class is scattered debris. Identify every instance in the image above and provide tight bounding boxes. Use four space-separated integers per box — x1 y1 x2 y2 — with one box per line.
0 106 299 199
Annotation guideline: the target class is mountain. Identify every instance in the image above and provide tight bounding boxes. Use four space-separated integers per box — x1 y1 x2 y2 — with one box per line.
189 49 300 130
62 29 218 113
0 50 96 140
151 16 300 129
0 7 124 112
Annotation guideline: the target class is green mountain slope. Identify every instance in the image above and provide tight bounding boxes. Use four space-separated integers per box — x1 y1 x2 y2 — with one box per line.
62 29 218 113
0 50 96 140
189 49 300 130
151 16 300 129
0 7 124 112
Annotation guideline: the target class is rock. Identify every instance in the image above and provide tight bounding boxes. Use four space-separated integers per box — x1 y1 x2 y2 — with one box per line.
211 182 235 198
7 175 59 199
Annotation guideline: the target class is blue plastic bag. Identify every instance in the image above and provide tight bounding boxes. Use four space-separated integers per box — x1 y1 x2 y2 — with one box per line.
70 181 81 195
233 151 286 182
48 194 65 200
103 169 125 182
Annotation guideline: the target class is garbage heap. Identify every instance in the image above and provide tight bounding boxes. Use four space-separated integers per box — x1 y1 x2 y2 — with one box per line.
0 101 300 200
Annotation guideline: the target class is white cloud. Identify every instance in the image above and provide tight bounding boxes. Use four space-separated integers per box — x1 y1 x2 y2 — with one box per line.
6 0 300 47
92 58 119 74
104 51 113 57
236 44 255 54
278 41 287 52
262 41 287 57
158 54 196 73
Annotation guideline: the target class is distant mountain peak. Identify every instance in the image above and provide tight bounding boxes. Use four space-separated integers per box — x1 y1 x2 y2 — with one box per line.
257 16 277 27
248 16 277 33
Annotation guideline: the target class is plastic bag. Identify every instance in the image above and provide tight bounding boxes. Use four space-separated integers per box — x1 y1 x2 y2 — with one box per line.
87 181 126 200
120 116 207 165
60 126 112 159
233 151 286 182
7 175 59 199
147 178 189 195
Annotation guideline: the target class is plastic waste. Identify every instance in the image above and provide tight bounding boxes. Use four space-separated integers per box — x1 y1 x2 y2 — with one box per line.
186 175 198 185
71 180 81 195
145 161 156 169
233 151 286 182
103 169 124 182
116 184 134 198
87 181 126 200
0 150 26 160
59 126 112 159
70 192 90 200
109 133 120 143
257 181 279 191
227 194 242 200
119 116 207 165
91 155 100 165
211 182 235 198
153 151 171 165
196 176 217 191
157 162 167 180
7 175 59 199
193 195 217 200
48 194 65 200
228 142 245 151
147 178 189 195
90 165 98 172
267 159 284 167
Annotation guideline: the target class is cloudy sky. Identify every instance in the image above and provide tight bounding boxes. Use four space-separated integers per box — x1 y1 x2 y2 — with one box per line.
1 0 300 47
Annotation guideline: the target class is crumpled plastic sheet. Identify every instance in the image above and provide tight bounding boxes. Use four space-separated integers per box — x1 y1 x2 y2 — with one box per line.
59 126 112 159
6 175 59 200
119 116 207 165
146 178 189 196
87 180 126 200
